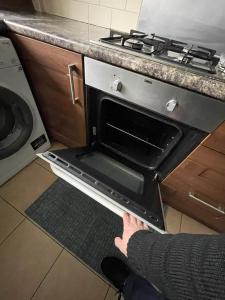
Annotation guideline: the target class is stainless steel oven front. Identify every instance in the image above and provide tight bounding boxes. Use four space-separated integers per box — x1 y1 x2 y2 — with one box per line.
38 57 225 233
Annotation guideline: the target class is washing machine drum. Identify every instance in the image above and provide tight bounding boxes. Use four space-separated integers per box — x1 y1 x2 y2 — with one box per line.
0 87 33 160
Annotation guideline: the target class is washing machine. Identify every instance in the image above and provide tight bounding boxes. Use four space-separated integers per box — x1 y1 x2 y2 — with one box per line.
0 37 50 185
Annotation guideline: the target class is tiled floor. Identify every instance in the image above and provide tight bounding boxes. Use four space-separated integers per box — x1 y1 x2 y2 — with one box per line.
0 142 216 300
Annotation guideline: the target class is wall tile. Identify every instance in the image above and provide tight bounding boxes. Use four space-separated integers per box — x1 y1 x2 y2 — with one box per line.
40 0 67 16
36 0 142 31
89 24 110 41
111 9 138 32
32 0 42 11
40 0 89 23
100 0 126 9
89 4 111 28
39 0 58 14
65 1 89 22
126 0 143 13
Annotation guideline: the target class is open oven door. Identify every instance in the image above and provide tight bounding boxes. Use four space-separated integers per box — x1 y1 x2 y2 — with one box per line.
37 145 166 234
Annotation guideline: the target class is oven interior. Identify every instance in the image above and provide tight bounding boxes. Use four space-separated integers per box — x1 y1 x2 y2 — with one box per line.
98 98 182 169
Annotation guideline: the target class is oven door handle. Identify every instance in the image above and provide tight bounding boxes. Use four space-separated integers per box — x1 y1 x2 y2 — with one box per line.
68 63 79 105
188 192 225 214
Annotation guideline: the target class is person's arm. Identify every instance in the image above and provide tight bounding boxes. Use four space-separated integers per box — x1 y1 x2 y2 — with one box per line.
128 231 225 300
115 213 225 300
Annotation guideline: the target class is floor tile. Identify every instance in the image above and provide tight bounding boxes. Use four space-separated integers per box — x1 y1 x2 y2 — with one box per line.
105 287 118 300
50 142 67 151
0 219 62 300
32 250 109 300
0 162 57 213
165 206 182 234
35 157 52 172
180 214 217 234
0 197 24 244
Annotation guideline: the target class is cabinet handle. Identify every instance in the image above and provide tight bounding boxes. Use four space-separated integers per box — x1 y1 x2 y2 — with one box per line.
188 192 225 214
68 64 79 105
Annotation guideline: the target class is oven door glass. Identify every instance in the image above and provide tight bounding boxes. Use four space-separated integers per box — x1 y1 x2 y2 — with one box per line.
39 145 165 231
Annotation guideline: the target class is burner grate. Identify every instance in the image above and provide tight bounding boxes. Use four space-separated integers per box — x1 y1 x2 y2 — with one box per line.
100 29 220 74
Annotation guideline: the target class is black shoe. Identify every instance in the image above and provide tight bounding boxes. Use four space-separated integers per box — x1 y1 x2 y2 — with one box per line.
101 256 132 291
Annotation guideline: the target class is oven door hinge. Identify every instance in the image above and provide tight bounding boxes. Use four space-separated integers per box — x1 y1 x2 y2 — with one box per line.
153 172 161 182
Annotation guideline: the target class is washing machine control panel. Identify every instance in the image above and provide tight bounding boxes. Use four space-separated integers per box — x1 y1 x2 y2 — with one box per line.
0 37 20 69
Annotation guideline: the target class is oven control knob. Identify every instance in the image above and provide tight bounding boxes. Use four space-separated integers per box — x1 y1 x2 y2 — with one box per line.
112 79 122 92
166 99 177 112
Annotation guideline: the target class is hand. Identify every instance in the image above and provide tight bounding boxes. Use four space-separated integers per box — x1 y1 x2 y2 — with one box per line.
115 212 149 257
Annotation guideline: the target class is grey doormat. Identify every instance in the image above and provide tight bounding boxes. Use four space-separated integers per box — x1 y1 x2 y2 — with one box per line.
26 179 126 276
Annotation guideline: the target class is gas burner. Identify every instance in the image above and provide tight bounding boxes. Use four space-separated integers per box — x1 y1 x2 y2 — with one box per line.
125 39 144 50
100 29 220 74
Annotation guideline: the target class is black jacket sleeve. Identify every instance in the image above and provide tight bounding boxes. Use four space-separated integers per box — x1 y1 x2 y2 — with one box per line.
127 231 225 300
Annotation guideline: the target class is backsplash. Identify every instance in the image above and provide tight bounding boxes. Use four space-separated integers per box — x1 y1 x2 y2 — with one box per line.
32 0 143 32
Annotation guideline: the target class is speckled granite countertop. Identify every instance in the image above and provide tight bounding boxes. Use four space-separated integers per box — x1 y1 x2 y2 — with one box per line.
1 10 225 102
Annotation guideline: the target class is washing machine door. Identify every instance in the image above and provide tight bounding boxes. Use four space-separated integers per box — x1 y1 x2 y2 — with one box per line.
0 86 33 159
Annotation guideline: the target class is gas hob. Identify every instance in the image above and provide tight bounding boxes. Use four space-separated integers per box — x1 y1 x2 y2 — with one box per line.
99 30 220 74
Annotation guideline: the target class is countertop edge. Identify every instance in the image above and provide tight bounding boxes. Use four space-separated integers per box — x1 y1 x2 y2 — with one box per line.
1 15 225 102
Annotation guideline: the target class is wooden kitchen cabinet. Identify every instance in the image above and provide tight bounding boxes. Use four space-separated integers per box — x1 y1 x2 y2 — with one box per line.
0 0 34 11
202 121 225 155
161 121 225 232
8 33 86 147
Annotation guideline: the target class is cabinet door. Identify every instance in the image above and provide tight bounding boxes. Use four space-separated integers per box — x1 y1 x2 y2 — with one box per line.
9 33 86 147
161 146 225 232
0 0 33 10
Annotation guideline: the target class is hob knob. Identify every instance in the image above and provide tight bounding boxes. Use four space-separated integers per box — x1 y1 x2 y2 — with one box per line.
112 79 122 92
166 99 177 112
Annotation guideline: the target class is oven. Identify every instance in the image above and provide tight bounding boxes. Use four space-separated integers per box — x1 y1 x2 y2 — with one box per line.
39 57 225 232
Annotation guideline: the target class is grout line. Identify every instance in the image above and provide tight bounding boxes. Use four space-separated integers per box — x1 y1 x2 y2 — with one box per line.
179 214 183 233
25 215 65 249
0 218 25 248
30 248 64 300
0 200 110 295
0 195 27 218
0 194 62 249
26 214 112 285
104 285 111 300
125 0 128 10
26 214 111 285
34 159 53 174
109 7 112 29
63 246 110 284
0 191 61 248
88 2 90 24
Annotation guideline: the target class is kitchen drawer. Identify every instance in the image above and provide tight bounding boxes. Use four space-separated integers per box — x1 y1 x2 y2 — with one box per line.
168 158 225 205
189 145 225 176
9 33 83 76
202 121 225 155
161 183 225 232
162 145 225 231
162 161 225 208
